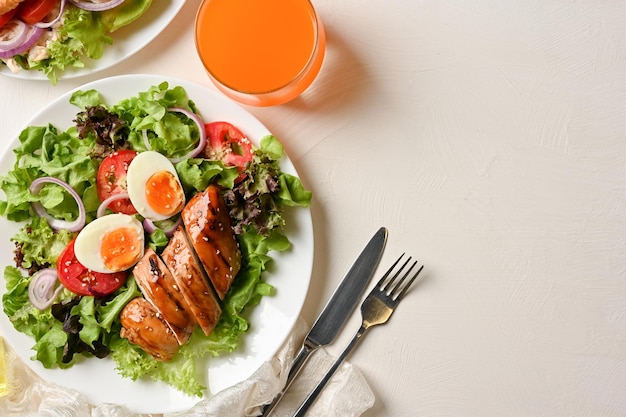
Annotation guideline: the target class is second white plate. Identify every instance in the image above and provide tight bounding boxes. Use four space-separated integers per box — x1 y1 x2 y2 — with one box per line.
0 1 187 81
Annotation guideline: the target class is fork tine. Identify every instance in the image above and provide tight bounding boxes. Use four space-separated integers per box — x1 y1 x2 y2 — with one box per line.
380 255 412 292
376 253 405 289
393 263 424 300
388 260 417 298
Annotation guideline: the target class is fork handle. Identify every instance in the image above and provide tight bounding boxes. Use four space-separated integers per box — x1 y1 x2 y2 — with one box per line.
259 342 317 416
293 326 368 417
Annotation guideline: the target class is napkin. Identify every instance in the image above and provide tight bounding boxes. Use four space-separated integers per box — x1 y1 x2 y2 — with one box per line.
0 318 374 417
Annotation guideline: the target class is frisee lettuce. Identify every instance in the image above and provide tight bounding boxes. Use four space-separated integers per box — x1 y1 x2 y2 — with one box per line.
0 83 311 396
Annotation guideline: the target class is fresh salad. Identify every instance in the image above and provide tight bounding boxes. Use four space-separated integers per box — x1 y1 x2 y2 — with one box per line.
0 82 312 396
0 0 153 84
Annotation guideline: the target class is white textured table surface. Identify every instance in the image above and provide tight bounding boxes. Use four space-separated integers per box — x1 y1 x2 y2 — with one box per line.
2 1 626 416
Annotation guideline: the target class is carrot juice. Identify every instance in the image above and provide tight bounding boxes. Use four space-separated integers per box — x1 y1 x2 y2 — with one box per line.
195 0 326 106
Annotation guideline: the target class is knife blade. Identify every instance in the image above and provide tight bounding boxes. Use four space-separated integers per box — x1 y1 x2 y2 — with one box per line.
259 226 388 416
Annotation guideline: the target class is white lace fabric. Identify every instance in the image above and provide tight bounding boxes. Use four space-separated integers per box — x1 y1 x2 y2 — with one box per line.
0 318 374 417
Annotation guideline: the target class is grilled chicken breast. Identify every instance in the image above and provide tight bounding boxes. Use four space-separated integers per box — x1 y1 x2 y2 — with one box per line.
161 225 222 336
119 297 179 361
133 247 197 345
118 185 244 359
181 185 242 300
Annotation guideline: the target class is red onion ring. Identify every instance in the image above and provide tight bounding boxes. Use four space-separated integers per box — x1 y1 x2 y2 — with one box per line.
0 20 28 50
97 191 131 218
167 107 207 163
143 217 182 238
34 0 67 29
0 23 44 59
68 0 125 11
141 129 152 151
30 177 86 232
28 268 63 310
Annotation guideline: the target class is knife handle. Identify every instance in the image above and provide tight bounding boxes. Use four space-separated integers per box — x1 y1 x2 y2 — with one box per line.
259 341 317 416
293 326 367 417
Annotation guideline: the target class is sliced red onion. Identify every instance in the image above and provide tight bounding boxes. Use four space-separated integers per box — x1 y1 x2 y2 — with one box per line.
30 177 86 232
69 0 125 11
141 129 152 151
97 191 130 218
0 23 44 59
28 268 64 310
143 217 182 238
34 0 67 29
0 20 28 50
167 107 207 164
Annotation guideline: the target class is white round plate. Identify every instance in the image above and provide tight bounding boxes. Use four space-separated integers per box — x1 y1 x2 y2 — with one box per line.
0 1 187 81
0 74 314 413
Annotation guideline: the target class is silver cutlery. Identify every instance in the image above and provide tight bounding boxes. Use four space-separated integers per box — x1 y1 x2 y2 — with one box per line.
293 254 424 417
259 227 388 416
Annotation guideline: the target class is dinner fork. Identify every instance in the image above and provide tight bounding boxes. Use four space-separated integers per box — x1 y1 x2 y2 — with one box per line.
292 254 424 417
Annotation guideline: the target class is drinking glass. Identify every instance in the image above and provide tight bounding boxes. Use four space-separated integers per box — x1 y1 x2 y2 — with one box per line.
195 0 326 106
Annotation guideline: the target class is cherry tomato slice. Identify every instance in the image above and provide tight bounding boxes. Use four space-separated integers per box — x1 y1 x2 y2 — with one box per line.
57 238 128 297
96 150 138 215
203 121 253 170
0 7 19 28
17 0 57 25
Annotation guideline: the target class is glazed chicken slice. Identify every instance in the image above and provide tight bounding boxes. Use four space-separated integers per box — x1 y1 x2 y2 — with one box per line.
119 297 179 361
132 247 197 345
181 185 242 300
161 225 222 336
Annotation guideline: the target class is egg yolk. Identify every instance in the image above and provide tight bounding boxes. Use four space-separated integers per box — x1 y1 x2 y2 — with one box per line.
145 171 185 216
101 227 143 271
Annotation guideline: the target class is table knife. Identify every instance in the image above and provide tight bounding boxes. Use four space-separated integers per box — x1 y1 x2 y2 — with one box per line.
259 226 388 416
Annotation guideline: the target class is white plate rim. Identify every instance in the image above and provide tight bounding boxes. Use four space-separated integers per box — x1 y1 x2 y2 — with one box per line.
0 0 187 81
0 74 314 414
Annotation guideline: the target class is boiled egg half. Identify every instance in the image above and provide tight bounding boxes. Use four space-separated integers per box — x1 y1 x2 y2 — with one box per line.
126 151 186 221
74 213 145 273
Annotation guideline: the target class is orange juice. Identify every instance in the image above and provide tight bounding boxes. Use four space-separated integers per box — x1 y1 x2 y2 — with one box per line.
195 0 326 106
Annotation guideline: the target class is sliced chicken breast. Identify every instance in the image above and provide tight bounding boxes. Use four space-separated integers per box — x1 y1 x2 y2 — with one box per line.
133 247 197 345
119 297 179 361
161 225 222 336
181 185 242 300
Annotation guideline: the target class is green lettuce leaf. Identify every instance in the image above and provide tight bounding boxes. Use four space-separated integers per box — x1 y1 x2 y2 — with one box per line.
101 0 153 32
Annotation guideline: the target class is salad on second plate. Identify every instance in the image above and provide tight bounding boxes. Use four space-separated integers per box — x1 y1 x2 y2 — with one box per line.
0 82 312 395
0 0 153 83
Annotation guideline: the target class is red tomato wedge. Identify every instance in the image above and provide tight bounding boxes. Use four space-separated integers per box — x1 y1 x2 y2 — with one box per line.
97 150 138 215
203 121 253 172
57 238 128 297
17 0 57 25
0 7 19 28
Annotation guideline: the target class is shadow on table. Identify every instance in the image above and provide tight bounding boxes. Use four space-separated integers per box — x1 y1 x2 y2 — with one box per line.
284 26 379 115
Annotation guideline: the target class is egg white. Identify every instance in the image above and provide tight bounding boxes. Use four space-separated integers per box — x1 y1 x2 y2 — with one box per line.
126 151 186 221
74 213 145 273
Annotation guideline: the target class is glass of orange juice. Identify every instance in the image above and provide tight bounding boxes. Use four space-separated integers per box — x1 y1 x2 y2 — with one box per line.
195 0 326 106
